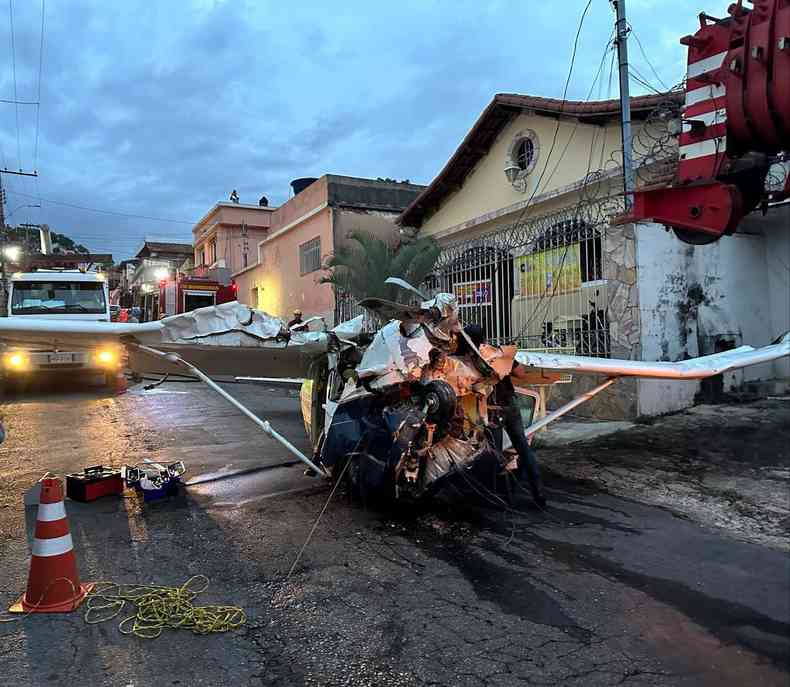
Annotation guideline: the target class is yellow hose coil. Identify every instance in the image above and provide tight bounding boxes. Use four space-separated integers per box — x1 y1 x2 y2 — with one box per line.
84 575 246 639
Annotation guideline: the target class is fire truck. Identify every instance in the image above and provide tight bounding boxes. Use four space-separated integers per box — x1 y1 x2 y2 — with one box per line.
157 274 237 318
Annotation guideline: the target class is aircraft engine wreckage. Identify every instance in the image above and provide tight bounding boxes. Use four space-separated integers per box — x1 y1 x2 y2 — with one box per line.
0 288 788 503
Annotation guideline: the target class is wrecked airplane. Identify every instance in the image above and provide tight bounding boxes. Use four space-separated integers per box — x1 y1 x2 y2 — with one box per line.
0 281 788 504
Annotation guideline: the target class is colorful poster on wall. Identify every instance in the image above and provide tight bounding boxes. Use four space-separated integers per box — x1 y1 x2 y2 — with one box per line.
453 280 492 306
515 245 581 297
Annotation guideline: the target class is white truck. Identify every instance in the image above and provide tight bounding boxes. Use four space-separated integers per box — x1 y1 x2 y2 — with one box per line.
2 270 122 388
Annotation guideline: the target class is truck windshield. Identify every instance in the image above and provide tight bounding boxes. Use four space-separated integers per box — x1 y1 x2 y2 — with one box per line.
11 281 106 315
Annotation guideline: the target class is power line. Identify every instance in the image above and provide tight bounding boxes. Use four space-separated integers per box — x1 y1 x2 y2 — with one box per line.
6 189 197 224
540 34 615 194
508 0 594 233
506 0 597 343
0 97 37 105
629 66 664 95
8 0 22 169
34 0 45 170
629 25 669 91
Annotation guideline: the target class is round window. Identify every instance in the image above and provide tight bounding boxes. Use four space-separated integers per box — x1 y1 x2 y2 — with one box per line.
515 138 534 171
508 130 539 181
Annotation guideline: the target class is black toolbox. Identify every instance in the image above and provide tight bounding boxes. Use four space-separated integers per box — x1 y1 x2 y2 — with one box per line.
66 465 124 502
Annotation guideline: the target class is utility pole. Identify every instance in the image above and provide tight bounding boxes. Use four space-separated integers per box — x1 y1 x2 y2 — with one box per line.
0 172 6 228
0 174 6 312
613 0 635 211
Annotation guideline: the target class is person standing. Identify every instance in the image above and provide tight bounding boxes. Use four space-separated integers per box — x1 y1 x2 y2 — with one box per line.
460 324 547 508
288 309 306 331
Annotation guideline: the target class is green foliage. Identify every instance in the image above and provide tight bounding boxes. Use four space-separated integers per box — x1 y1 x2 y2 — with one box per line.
50 231 89 254
4 226 89 255
320 230 441 302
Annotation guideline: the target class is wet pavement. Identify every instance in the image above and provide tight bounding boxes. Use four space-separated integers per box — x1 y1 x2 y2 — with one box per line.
0 377 788 686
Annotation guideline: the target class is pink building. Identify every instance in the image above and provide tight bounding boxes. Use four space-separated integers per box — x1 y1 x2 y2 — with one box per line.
192 200 276 282
233 176 425 323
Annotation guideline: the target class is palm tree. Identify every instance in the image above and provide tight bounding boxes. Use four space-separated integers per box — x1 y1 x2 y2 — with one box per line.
321 230 441 302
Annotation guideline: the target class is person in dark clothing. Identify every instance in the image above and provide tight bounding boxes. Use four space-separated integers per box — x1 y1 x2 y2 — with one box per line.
460 324 547 508
287 309 306 331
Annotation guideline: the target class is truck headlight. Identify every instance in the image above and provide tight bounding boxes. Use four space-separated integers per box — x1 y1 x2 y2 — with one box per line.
5 352 27 369
96 349 115 365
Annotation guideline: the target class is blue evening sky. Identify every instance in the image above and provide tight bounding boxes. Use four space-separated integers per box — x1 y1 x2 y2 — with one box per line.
0 0 711 259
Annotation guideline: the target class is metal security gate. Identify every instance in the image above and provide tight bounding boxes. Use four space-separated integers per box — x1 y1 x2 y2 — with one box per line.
436 246 514 344
432 199 615 356
332 198 618 356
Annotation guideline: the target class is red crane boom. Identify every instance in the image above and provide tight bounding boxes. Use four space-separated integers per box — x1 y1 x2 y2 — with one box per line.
627 0 790 244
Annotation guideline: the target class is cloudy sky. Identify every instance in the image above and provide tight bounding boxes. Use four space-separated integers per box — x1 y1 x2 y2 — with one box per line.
1 0 705 260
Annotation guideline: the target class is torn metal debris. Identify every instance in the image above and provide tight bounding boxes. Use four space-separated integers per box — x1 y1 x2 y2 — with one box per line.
0 288 787 506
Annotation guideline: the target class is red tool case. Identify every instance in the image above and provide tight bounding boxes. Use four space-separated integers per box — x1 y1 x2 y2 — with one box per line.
66 466 124 502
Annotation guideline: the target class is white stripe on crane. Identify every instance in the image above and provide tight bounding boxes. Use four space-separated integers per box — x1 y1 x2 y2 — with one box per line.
36 502 66 522
685 83 726 108
682 108 728 132
679 136 727 160
32 533 74 557
687 51 728 79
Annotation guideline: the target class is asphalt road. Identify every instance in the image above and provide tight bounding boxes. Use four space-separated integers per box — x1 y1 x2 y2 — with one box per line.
0 377 788 686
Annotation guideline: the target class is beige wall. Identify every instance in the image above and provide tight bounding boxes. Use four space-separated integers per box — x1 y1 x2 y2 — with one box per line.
419 112 639 240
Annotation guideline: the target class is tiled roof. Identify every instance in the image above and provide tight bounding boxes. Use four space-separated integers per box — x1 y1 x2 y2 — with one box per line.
398 91 683 228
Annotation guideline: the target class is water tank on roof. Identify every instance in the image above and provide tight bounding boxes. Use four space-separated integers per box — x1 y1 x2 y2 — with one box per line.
259 195 269 207
291 177 318 196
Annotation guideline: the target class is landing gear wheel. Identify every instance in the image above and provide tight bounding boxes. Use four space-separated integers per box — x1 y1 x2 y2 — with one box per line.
419 380 457 427
672 227 721 245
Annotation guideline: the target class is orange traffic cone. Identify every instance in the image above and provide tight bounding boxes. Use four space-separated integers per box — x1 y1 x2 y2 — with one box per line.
9 477 94 613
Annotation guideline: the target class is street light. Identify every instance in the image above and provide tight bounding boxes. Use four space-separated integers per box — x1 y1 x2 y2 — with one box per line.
6 203 41 221
504 161 527 193
504 162 521 184
2 246 21 262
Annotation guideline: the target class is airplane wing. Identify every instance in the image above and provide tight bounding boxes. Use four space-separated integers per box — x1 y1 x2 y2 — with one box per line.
0 317 163 347
0 302 364 379
516 333 790 380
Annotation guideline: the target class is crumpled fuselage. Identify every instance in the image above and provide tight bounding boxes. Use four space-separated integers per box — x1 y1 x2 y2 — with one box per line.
316 293 519 501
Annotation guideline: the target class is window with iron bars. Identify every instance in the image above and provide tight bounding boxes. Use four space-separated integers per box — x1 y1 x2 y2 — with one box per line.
429 216 611 357
299 237 321 275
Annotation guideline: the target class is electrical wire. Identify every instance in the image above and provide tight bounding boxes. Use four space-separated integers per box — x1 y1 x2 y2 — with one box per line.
539 33 615 200
512 0 594 225
628 25 669 91
629 67 664 96
0 97 37 105
8 0 22 169
33 0 45 171
5 188 196 224
286 451 354 580
506 39 613 343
